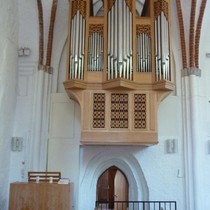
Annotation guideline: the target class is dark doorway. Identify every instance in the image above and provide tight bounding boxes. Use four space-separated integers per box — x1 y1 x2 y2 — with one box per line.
96 166 129 209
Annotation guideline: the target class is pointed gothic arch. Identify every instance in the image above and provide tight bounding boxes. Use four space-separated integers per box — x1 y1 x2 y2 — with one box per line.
96 165 129 208
78 148 149 210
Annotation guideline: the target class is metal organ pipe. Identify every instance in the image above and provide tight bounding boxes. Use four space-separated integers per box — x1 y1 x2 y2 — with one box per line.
164 14 170 80
126 4 131 79
155 15 161 80
70 10 85 80
89 34 92 70
100 34 103 70
95 34 98 70
78 13 82 78
114 1 118 78
88 29 104 72
68 0 172 84
81 17 85 78
136 30 151 73
129 8 133 79
69 15 73 79
155 11 170 81
107 10 110 77
74 11 79 78
122 2 125 77
94 33 96 71
118 0 123 78
110 5 114 78
107 0 133 80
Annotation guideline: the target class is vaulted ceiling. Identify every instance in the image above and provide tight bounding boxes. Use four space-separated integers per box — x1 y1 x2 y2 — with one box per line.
92 0 145 16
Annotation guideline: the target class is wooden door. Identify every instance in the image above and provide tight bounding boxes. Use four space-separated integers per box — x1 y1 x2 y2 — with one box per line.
114 170 128 210
96 167 128 210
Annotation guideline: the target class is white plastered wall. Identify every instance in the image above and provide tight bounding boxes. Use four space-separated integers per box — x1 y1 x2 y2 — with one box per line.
0 1 18 209
6 1 210 210
9 0 39 183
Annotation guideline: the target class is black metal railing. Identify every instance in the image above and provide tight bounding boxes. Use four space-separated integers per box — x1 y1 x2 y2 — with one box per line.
95 201 177 210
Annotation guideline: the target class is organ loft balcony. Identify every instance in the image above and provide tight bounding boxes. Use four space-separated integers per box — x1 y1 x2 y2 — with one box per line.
64 0 175 145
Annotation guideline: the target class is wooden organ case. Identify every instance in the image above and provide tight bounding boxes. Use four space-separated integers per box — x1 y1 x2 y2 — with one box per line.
64 0 175 145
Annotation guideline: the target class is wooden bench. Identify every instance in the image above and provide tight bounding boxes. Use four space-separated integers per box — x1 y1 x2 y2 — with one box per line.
28 171 61 183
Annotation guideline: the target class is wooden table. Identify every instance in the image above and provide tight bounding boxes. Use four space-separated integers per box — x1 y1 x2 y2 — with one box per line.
8 182 70 210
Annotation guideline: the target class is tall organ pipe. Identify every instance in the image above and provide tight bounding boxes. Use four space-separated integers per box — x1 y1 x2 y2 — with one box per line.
88 30 103 72
70 11 85 80
155 10 170 81
107 0 133 80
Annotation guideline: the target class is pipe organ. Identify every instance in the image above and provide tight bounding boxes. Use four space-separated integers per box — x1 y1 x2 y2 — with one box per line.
136 25 151 73
88 24 104 72
107 0 133 80
154 0 171 81
64 0 175 145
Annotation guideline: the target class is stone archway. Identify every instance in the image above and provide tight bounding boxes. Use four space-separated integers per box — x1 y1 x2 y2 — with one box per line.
78 147 148 210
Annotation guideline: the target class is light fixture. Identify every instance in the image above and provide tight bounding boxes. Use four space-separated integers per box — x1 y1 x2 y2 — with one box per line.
206 53 210 58
11 137 23 151
18 47 31 57
166 139 177 154
208 140 210 154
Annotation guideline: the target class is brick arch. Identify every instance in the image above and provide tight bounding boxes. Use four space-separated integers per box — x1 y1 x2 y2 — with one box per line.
37 0 58 71
175 0 207 69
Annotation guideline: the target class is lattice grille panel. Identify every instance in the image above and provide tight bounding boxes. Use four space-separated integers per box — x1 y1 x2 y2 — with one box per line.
111 94 128 128
93 93 106 128
134 94 146 129
71 0 86 18
154 0 169 19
